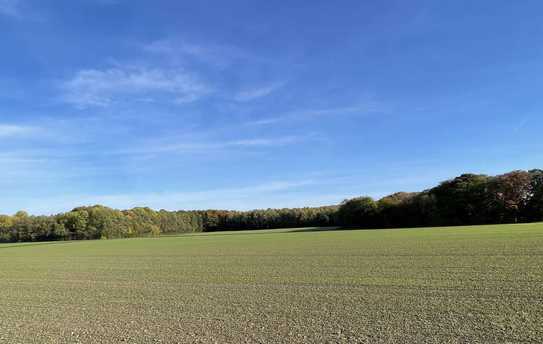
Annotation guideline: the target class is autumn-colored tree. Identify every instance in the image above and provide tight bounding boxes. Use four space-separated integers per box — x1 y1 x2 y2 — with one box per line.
489 171 532 223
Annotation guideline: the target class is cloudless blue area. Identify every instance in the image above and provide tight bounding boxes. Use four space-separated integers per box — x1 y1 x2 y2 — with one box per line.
1 0 542 214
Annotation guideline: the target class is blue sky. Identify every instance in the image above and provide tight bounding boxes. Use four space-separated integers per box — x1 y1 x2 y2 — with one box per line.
1 0 542 214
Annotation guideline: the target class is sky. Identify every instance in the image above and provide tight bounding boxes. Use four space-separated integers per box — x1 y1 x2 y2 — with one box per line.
1 0 543 214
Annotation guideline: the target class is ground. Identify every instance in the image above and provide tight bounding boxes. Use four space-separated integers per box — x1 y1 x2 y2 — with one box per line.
0 224 542 343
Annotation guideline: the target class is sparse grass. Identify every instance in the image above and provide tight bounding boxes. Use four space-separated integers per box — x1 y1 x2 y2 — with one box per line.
0 223 542 343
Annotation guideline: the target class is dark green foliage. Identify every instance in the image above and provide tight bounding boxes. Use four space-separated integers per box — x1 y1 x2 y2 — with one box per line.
209 207 338 231
0 205 337 242
377 192 420 227
526 169 543 221
1 169 543 243
429 174 492 225
337 197 378 227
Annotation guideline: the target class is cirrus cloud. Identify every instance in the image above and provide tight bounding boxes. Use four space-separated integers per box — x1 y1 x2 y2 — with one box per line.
234 81 285 102
0 124 38 138
61 66 210 108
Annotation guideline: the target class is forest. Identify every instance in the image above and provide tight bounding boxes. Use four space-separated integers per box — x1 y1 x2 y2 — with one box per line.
1 169 542 243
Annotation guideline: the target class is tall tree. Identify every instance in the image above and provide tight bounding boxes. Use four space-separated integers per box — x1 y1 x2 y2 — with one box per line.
489 171 532 223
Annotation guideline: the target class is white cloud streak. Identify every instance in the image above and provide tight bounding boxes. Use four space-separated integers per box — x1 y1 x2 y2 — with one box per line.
234 82 285 102
0 124 38 138
9 179 319 214
61 66 209 108
143 38 252 67
245 103 382 126
115 135 307 155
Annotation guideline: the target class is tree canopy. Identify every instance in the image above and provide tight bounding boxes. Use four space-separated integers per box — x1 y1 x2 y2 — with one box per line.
1 169 542 243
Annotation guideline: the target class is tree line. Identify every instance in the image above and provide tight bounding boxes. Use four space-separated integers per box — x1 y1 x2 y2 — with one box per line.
337 169 543 228
0 205 338 242
0 169 542 243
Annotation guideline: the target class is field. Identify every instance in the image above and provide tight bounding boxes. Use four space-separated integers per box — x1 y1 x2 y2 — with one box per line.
0 224 542 343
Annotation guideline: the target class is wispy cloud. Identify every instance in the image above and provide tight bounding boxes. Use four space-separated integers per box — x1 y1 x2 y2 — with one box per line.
61 66 210 108
226 136 301 147
105 179 315 208
60 37 279 109
143 38 252 67
0 0 19 17
245 103 382 126
0 124 38 138
144 39 208 58
234 81 285 102
12 179 319 214
115 135 308 155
